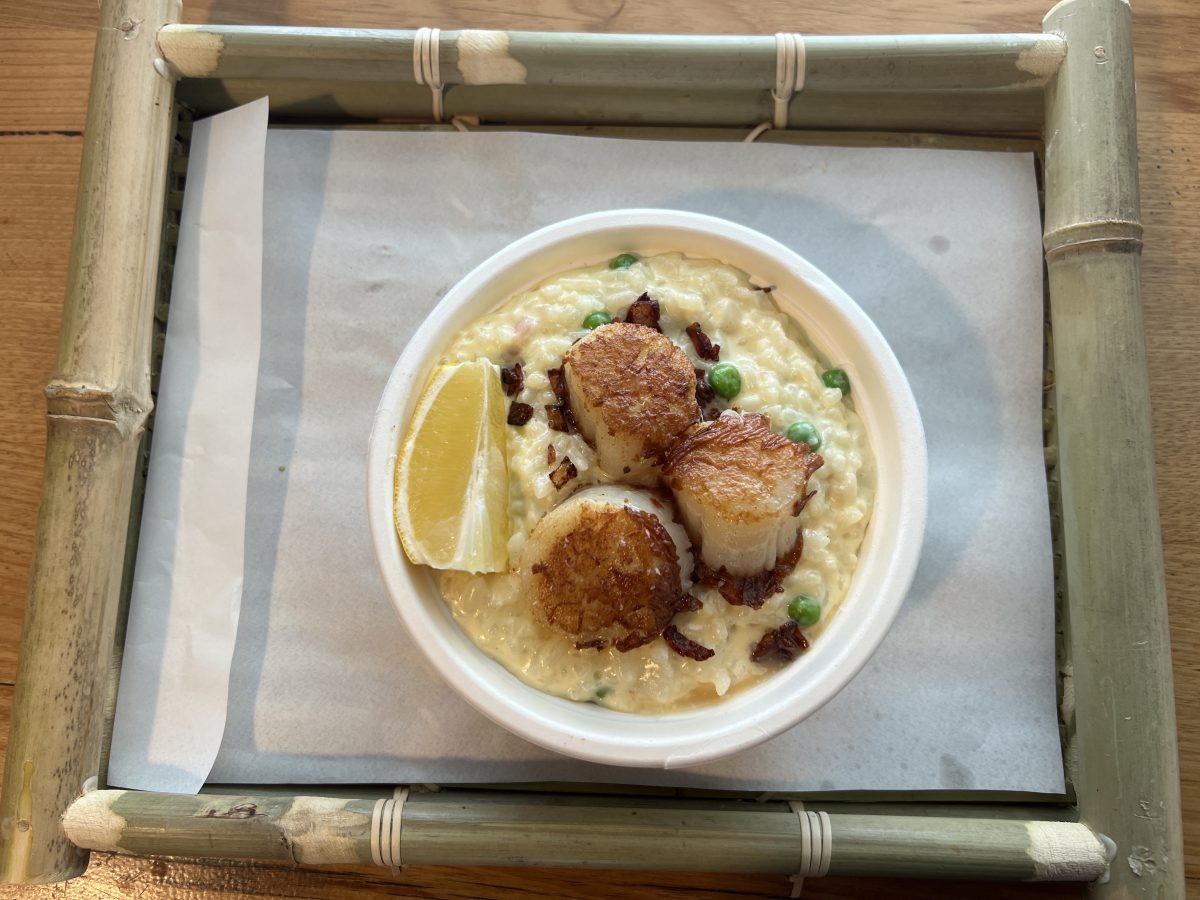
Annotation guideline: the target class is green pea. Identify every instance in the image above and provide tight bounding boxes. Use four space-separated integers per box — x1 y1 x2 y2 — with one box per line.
786 421 822 451
707 362 742 400
821 368 851 395
582 310 612 330
788 595 821 628
609 252 639 269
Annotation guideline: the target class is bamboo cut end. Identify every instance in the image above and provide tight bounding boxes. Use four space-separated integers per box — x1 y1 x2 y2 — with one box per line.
61 791 129 854
157 26 225 77
1023 821 1112 882
1045 0 1131 29
1015 36 1066 80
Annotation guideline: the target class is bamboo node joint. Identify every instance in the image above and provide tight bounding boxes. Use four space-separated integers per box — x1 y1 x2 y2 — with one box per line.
1043 219 1142 260
44 380 153 437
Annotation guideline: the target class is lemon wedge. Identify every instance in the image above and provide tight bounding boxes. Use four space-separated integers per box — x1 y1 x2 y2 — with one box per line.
394 360 509 573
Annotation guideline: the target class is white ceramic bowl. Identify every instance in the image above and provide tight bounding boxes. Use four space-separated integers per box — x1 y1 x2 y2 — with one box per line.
367 209 926 768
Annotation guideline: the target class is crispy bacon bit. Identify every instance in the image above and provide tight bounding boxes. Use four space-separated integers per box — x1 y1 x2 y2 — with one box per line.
751 621 809 663
547 366 569 403
694 532 805 610
685 322 720 362
575 638 606 651
675 593 703 613
507 401 534 426
544 367 576 432
547 444 557 466
545 403 575 433
624 293 662 332
500 362 524 396
792 489 817 516
663 625 716 661
549 456 577 490
752 283 775 294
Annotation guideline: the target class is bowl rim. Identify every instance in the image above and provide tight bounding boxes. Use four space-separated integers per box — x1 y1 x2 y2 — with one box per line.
367 208 927 768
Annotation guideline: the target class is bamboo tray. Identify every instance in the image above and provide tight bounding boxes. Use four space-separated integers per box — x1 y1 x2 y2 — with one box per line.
0 0 1184 896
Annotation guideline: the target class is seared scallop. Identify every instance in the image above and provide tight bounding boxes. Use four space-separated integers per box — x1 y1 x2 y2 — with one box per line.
562 322 700 484
663 411 823 578
522 485 693 652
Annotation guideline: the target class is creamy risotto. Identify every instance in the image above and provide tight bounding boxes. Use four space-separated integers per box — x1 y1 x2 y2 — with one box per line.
437 252 874 713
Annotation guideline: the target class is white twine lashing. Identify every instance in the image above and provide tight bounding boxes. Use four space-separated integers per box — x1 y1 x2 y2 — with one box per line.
743 121 773 143
370 786 411 873
786 801 832 897
772 32 806 129
413 27 444 122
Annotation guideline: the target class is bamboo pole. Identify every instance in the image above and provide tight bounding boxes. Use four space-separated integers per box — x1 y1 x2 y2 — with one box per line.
0 0 180 885
1041 0 1184 897
157 27 1063 130
62 790 1110 882
159 27 1063 88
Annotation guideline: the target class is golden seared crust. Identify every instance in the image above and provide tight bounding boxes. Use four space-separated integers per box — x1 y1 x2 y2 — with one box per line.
663 412 824 521
528 503 682 652
563 322 700 459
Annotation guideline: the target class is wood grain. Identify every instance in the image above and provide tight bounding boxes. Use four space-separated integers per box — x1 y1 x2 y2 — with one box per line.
1 0 1198 896
0 137 79 685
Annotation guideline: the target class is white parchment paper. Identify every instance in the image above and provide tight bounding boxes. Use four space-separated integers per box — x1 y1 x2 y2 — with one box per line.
107 98 268 792
110 118 1064 794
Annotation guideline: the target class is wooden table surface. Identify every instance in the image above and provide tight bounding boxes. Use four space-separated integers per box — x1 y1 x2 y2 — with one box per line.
1 0 1196 896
